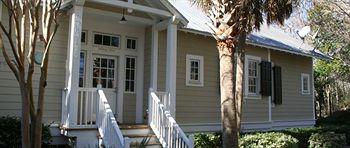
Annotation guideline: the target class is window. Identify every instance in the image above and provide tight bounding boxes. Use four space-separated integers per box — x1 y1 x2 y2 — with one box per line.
79 52 86 87
301 73 310 94
92 57 116 88
81 31 87 43
186 54 204 87
126 37 137 50
93 33 120 47
244 55 261 97
125 57 136 93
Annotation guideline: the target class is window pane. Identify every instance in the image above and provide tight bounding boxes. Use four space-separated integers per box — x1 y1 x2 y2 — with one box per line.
127 39 131 49
111 37 119 47
131 58 135 68
79 52 85 87
107 79 113 88
108 59 115 68
93 78 98 87
101 59 107 67
93 68 100 77
81 32 86 43
101 69 107 77
103 35 111 46
101 79 106 88
130 82 134 92
94 34 102 45
94 58 100 67
132 40 136 49
125 81 130 91
108 69 114 78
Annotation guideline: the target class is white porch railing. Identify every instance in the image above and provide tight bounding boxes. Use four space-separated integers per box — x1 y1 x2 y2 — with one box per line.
149 89 194 148
61 86 130 147
97 86 131 148
77 88 98 127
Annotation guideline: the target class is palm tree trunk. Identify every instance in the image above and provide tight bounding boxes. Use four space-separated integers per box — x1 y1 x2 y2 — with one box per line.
218 39 238 148
235 33 246 131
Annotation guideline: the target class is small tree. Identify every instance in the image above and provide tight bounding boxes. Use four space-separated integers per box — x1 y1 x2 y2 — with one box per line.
0 0 61 147
190 0 299 147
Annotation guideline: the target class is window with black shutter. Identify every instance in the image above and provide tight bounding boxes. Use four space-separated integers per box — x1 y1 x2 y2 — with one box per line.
273 66 282 105
260 61 272 96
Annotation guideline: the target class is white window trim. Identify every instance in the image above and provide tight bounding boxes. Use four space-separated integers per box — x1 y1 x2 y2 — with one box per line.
301 73 310 95
186 54 204 87
92 32 121 49
244 55 262 99
124 56 137 93
126 37 138 50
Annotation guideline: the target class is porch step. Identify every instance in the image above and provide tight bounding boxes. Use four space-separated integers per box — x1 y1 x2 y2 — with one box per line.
121 124 161 148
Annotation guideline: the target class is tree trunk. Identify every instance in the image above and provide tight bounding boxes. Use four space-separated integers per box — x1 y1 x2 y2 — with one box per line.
19 81 30 148
235 33 246 131
218 39 238 148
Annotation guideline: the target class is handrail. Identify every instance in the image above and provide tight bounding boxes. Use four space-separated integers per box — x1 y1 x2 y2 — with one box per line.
97 87 130 148
149 88 194 148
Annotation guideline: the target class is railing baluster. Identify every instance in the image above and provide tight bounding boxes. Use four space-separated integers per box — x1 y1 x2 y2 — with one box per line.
79 91 83 125
149 90 194 148
85 90 88 125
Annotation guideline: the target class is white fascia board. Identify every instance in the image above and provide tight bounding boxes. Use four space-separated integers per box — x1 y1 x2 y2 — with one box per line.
159 0 189 26
88 0 172 17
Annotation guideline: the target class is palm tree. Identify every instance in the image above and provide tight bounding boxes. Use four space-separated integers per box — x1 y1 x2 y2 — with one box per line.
190 0 298 147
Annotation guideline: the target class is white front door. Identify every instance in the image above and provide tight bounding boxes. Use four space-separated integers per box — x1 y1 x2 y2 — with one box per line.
91 55 118 114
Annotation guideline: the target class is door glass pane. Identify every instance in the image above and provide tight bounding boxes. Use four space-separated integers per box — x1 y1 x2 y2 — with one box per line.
92 57 116 89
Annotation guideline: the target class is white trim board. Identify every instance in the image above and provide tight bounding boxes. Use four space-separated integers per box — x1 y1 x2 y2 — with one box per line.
180 119 316 133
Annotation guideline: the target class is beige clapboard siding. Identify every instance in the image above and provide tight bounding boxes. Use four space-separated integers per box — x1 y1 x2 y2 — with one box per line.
242 46 269 122
152 31 273 124
0 10 69 123
142 27 152 123
171 31 221 124
123 93 137 123
271 51 313 120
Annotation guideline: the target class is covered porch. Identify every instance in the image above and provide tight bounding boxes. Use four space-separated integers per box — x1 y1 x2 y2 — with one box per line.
60 0 193 147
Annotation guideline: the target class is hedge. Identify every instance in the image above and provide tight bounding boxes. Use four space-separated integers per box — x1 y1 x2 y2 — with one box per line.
308 132 346 148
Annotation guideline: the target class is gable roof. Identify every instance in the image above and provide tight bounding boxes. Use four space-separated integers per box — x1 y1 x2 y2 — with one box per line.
168 0 331 60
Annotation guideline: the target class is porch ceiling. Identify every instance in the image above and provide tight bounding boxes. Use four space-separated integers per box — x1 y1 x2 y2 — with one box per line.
86 0 172 20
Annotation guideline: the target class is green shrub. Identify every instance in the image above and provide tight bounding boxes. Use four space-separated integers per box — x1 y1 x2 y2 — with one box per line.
194 132 221 148
320 125 350 145
282 127 321 148
308 132 346 148
239 132 298 148
317 109 350 126
0 116 21 146
0 116 52 147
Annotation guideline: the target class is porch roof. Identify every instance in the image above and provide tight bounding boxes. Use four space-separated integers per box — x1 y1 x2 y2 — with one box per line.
168 0 331 60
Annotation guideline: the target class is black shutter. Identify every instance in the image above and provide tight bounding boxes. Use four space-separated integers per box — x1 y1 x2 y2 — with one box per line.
260 61 272 96
273 66 282 105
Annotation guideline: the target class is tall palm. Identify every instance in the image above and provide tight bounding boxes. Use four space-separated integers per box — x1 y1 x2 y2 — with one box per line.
190 0 298 147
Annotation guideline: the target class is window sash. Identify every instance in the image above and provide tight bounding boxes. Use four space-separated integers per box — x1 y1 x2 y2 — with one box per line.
190 60 200 81
247 59 259 94
125 57 136 92
93 33 120 47
301 74 310 94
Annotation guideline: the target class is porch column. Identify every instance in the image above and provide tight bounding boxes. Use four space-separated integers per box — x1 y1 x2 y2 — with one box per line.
65 3 84 127
150 25 158 90
166 22 177 116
